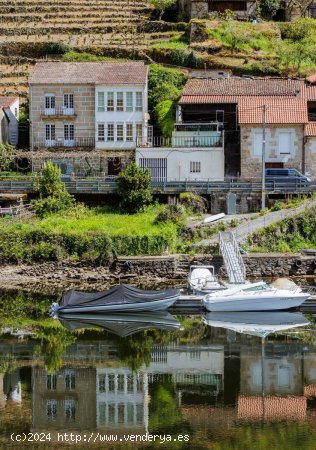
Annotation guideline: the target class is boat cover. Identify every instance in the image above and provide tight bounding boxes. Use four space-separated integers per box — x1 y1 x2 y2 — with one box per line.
58 284 180 311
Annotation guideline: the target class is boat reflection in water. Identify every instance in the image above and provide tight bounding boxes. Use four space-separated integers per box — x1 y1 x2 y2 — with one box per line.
204 311 311 423
58 312 181 337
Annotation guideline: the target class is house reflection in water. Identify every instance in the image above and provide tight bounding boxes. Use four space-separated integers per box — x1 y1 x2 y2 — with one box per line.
0 369 22 409
31 344 225 432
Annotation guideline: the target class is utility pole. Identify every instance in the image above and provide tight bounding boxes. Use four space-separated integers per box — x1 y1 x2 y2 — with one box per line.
261 105 266 210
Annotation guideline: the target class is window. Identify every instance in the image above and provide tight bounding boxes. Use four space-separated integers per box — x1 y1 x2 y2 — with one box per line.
107 92 114 112
107 123 114 141
64 93 74 110
47 374 57 390
190 161 201 173
116 92 124 111
136 124 143 139
278 131 292 155
64 399 76 420
135 92 143 112
126 123 133 141
45 94 55 110
99 374 106 393
117 374 125 391
65 369 75 390
126 92 133 112
45 124 55 141
117 123 124 141
98 123 105 141
98 92 105 112
108 374 115 392
46 400 57 420
253 129 263 156
64 124 74 141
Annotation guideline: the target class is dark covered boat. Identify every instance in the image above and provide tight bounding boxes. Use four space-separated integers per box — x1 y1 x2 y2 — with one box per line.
50 284 180 315
58 312 180 337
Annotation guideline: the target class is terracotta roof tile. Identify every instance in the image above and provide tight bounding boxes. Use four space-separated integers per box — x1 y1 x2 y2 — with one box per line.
306 74 316 84
182 77 303 97
305 122 316 136
0 97 18 108
238 97 308 124
29 62 148 85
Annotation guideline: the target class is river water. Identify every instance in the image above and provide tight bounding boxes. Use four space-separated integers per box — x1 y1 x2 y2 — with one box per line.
1 289 316 449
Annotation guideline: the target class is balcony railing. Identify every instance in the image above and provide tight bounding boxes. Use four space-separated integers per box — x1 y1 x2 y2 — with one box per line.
33 137 95 149
40 106 76 117
137 134 223 148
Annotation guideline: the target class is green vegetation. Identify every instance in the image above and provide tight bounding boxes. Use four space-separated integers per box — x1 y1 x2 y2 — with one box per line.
0 205 181 260
149 0 177 20
248 207 316 252
43 41 70 55
62 51 128 62
31 161 75 218
117 163 153 213
0 144 14 172
148 64 187 137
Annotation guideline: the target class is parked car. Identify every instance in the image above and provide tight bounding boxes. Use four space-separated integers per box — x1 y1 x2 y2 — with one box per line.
265 168 311 182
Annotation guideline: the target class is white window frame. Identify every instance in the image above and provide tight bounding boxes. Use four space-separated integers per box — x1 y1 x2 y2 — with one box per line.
97 92 105 112
252 129 263 157
126 123 133 141
126 92 133 112
278 130 293 155
98 123 105 142
64 124 74 146
116 92 124 112
45 124 56 146
116 123 124 141
63 93 74 115
107 92 114 112
135 92 143 112
107 123 114 141
44 94 55 115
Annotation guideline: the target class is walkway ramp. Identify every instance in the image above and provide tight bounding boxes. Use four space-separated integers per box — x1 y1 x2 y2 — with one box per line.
219 231 246 284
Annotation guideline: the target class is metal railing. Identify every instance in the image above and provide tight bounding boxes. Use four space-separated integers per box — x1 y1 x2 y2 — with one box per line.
33 137 95 149
137 135 223 148
219 231 246 284
1 179 316 194
40 106 76 116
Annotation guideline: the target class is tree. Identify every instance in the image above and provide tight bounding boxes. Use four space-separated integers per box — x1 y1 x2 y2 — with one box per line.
31 161 75 217
149 0 177 20
0 143 13 172
116 163 152 213
259 0 281 19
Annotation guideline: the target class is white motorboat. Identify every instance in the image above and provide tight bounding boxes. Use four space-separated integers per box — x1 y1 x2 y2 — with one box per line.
203 311 310 337
50 284 180 316
188 265 225 294
202 281 310 312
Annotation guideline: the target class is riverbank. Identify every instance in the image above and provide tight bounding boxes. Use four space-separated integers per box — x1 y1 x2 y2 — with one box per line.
1 252 316 294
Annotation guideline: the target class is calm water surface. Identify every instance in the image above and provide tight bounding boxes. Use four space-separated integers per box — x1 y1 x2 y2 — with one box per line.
1 289 316 449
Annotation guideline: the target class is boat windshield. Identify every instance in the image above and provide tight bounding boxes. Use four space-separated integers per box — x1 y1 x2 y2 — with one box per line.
243 283 271 292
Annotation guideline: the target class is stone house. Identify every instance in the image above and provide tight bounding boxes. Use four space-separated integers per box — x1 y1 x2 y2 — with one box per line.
29 62 148 176
0 97 19 147
179 75 316 179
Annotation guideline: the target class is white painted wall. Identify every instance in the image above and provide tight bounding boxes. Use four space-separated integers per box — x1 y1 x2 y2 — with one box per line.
2 99 19 147
136 147 225 181
95 83 148 150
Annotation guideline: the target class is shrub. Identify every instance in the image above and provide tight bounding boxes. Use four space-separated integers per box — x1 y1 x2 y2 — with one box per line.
179 192 206 213
116 163 153 213
0 143 14 172
154 204 185 224
148 64 186 112
31 161 75 218
155 100 176 137
43 41 70 55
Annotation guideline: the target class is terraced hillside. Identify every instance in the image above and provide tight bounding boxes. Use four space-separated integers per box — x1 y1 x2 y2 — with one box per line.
0 0 178 100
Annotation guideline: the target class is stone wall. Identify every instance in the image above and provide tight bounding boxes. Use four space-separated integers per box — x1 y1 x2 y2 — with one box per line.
30 83 95 148
305 136 316 178
240 125 304 179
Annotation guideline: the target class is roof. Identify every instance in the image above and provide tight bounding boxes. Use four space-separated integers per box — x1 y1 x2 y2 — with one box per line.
0 97 18 108
238 97 308 124
305 122 316 136
181 78 303 98
306 74 316 84
29 62 148 85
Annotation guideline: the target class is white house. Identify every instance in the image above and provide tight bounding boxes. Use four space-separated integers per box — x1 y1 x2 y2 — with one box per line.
136 122 225 181
0 97 19 147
